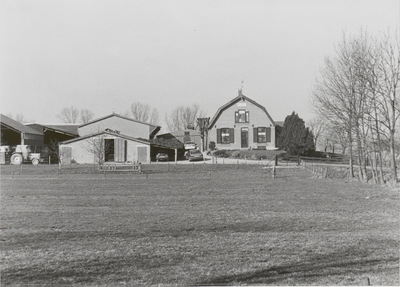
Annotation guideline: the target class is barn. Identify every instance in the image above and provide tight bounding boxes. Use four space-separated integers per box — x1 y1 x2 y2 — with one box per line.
59 130 151 164
0 114 44 147
58 113 160 164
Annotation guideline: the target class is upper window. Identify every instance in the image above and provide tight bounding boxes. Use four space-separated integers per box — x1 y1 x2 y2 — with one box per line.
235 110 249 123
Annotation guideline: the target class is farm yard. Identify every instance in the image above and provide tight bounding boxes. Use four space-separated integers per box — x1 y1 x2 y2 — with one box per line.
1 163 399 286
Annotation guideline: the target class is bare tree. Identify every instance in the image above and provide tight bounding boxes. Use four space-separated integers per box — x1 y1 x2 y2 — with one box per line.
197 117 210 151
312 32 361 178
58 106 79 123
312 29 399 184
81 133 111 166
129 102 160 125
165 104 206 132
307 117 325 149
6 113 26 123
80 109 94 124
372 31 400 184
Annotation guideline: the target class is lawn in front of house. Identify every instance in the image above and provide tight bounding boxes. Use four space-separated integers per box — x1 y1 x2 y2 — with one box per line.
1 164 398 286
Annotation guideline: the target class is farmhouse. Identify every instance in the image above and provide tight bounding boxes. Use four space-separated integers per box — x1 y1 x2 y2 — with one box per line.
208 90 277 150
58 113 162 164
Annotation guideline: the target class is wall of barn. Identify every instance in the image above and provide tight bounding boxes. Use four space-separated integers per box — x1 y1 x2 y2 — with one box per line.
60 135 150 164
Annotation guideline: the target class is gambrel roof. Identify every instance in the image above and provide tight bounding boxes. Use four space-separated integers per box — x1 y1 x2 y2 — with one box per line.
208 93 276 128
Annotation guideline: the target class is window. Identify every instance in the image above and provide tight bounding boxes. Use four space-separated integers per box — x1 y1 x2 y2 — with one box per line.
217 128 234 144
253 127 271 143
221 128 230 143
235 110 249 123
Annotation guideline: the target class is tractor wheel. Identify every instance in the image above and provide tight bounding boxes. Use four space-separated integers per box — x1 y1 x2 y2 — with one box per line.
32 158 40 165
11 154 23 165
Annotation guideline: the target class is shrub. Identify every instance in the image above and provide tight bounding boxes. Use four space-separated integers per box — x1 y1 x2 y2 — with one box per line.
209 141 216 151
213 150 230 158
231 150 241 158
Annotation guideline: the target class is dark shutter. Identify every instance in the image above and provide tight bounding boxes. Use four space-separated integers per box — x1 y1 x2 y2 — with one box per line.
229 128 235 143
217 129 222 144
253 128 258 143
266 127 271 142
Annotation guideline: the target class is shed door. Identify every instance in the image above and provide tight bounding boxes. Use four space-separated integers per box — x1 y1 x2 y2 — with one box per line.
61 146 72 164
114 139 126 162
137 146 148 163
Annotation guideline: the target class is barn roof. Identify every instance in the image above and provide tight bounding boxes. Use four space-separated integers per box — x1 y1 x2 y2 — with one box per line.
0 114 43 135
208 91 276 128
59 130 150 145
26 123 79 137
151 133 185 149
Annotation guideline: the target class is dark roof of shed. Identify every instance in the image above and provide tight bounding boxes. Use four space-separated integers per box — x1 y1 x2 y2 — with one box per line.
208 92 276 128
59 130 150 145
0 114 43 135
151 133 184 149
26 123 79 136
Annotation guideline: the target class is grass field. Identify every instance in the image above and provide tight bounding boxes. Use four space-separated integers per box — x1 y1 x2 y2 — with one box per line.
1 164 399 286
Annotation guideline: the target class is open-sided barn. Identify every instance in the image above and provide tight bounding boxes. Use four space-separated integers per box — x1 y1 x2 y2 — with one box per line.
0 114 44 147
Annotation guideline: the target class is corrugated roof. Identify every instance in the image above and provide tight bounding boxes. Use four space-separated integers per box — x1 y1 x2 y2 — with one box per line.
0 114 43 135
26 123 79 136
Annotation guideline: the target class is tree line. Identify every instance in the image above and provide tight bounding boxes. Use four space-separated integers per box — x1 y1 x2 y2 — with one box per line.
311 30 399 184
55 102 206 132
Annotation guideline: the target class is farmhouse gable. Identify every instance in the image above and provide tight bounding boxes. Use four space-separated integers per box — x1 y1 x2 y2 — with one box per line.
208 90 277 150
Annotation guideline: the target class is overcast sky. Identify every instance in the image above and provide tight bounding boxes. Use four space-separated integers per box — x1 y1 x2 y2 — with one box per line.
1 0 399 131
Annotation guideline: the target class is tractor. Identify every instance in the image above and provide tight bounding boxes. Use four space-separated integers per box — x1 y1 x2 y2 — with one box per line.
8 145 42 165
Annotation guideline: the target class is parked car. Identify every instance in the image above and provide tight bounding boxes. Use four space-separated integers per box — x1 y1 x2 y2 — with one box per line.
184 141 196 150
156 153 169 162
186 149 203 161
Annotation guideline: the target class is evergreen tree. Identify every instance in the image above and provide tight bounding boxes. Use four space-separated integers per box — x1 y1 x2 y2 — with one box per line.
278 112 315 155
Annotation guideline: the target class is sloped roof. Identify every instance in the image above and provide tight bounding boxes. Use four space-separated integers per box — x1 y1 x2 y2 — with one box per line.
0 114 43 135
59 130 150 145
78 113 161 138
208 92 276 128
152 133 184 149
26 123 79 136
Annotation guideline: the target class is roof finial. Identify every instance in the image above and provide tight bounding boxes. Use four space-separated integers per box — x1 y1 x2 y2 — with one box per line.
238 80 244 99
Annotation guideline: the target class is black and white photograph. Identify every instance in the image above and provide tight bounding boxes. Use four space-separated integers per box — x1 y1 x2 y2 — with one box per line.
1 0 399 286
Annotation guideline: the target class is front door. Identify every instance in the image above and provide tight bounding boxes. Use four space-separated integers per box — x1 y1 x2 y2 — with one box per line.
241 128 248 148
